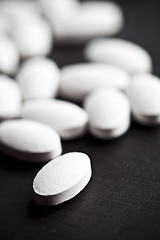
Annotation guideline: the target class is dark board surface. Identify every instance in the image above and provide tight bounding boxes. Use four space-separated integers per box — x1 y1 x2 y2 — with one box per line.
1 0 160 239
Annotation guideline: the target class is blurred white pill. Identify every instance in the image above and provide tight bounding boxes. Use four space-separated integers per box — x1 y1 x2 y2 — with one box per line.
84 88 131 139
0 0 41 20
11 15 53 58
85 38 152 74
60 63 130 101
21 99 88 140
0 75 22 120
54 1 123 43
33 152 92 205
127 73 160 125
0 34 19 75
0 14 10 34
0 120 62 162
16 57 60 100
39 0 80 23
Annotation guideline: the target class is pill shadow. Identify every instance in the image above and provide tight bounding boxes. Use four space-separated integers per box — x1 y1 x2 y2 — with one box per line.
49 43 86 67
27 178 94 217
27 197 84 220
28 199 71 216
131 120 160 135
0 151 43 172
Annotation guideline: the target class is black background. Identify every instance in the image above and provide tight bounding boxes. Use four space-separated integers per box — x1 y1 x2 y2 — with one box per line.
1 0 160 239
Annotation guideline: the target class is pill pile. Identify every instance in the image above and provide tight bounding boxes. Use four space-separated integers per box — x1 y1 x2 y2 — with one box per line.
0 0 158 205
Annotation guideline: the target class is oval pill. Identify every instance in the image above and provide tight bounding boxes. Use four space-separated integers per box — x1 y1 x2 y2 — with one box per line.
84 88 131 139
12 15 53 58
39 0 80 24
0 34 19 75
60 63 130 101
33 152 92 205
127 73 160 125
53 1 123 43
0 120 62 162
0 75 22 120
84 38 152 74
21 99 88 140
44 1 123 43
16 57 60 100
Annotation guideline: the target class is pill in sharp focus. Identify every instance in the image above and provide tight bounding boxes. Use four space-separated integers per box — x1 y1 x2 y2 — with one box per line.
16 57 60 100
0 120 62 162
0 34 19 75
84 38 152 74
0 75 22 120
84 88 131 139
33 152 92 206
127 73 160 126
11 15 53 58
21 99 88 140
60 63 130 101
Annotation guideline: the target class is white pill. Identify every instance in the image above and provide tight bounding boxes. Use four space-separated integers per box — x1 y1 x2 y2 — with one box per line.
21 99 88 140
84 88 131 139
0 75 22 120
0 120 62 162
85 38 152 74
33 152 92 205
54 1 123 43
11 15 53 58
16 57 60 100
60 63 130 101
39 0 80 24
0 0 41 20
0 34 19 75
127 73 160 125
0 14 10 34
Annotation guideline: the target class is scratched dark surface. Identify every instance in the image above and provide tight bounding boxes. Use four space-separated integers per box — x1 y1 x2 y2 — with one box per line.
1 0 160 239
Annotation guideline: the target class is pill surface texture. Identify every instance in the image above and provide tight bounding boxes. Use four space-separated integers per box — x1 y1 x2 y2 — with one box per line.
16 57 60 100
127 73 160 125
0 75 22 120
84 88 131 139
85 38 152 74
21 99 88 140
60 63 130 101
33 152 92 205
0 120 62 162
